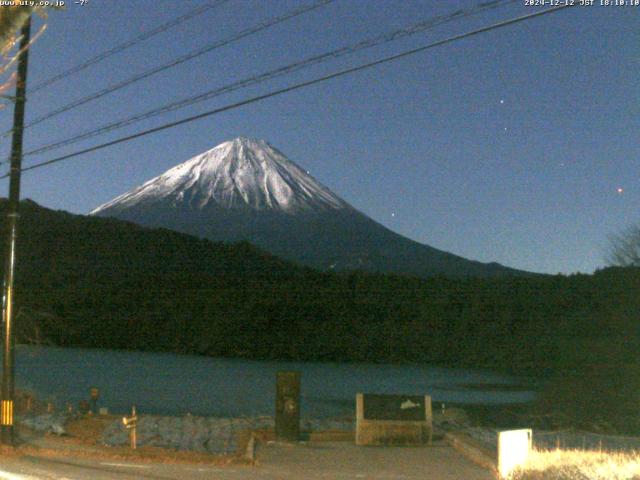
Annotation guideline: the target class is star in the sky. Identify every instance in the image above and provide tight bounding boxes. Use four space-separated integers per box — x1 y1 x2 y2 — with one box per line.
617 187 624 194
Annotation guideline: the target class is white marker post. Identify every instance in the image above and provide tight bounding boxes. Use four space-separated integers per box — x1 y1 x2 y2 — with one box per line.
497 429 532 479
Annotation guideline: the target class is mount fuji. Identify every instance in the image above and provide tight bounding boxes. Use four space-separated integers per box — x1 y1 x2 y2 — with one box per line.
91 137 528 277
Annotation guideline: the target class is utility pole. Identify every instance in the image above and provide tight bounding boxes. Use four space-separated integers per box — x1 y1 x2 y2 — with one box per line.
1 16 31 446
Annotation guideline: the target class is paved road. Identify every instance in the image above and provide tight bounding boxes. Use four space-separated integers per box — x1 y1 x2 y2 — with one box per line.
0 441 494 479
255 441 495 480
0 455 253 479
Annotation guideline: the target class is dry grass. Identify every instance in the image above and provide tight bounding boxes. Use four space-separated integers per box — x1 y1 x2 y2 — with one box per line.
510 449 640 480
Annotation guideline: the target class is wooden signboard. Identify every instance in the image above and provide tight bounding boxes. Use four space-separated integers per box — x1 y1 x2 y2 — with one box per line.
356 393 432 446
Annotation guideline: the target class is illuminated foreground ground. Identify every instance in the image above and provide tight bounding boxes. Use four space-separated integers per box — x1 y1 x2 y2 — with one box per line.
0 438 493 480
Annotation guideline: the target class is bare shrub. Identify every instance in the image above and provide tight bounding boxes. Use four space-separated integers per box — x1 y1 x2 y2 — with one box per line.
510 449 640 480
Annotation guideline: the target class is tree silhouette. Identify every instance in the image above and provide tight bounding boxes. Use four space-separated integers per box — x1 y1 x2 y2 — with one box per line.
607 225 640 267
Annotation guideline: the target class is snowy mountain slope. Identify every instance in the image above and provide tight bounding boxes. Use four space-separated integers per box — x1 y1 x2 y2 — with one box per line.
91 137 347 216
91 137 530 278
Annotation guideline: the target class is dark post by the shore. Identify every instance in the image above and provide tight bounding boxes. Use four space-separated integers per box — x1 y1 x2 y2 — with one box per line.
275 371 300 442
1 16 31 446
90 386 99 414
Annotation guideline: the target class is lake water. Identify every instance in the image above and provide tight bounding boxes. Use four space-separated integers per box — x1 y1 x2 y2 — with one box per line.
12 345 534 418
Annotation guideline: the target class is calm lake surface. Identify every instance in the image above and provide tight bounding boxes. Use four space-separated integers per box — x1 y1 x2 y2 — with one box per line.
12 345 535 417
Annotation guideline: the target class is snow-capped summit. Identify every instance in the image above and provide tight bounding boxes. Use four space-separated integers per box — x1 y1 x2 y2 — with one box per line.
91 137 347 216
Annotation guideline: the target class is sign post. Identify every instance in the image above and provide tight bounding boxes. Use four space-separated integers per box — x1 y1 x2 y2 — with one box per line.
122 405 138 449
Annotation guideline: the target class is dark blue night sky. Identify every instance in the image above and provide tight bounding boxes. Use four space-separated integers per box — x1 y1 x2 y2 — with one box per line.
2 0 637 274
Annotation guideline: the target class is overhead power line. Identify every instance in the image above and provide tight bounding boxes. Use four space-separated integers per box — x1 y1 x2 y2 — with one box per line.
1 4 574 180
23 0 518 159
14 0 335 133
29 1 229 94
